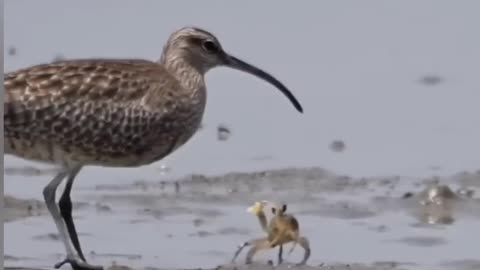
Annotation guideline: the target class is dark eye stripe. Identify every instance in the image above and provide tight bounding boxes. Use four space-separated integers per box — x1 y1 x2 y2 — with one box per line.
188 37 219 53
188 37 203 46
202 40 219 53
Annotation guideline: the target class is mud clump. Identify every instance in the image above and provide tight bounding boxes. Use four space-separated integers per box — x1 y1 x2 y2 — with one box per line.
217 124 232 141
329 140 346 153
52 54 66 62
392 236 447 247
4 195 46 222
4 165 58 176
7 46 17 56
451 171 480 188
400 183 480 225
418 74 444 86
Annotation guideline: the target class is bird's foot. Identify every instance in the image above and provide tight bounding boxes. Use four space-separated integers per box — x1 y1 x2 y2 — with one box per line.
54 256 103 270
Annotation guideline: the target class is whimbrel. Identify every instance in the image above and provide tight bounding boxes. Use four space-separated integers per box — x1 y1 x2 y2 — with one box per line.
4 26 303 270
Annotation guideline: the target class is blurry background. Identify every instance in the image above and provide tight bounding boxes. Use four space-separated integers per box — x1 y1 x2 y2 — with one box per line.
4 1 480 269
4 1 479 180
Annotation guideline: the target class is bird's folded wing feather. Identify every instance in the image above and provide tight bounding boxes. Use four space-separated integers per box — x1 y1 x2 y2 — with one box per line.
4 59 177 138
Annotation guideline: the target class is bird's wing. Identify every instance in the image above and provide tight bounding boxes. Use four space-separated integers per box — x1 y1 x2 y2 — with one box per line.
4 58 176 133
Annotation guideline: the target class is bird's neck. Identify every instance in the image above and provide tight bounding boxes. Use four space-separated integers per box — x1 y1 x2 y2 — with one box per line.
159 54 206 93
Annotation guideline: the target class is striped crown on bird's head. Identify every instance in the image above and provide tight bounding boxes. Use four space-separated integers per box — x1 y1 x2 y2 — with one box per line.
160 26 225 73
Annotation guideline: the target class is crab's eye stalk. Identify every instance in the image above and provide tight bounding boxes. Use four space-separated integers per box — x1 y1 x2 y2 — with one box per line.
202 40 220 54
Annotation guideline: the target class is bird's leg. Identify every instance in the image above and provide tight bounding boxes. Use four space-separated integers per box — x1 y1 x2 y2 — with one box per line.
58 166 86 261
43 170 75 255
43 168 103 270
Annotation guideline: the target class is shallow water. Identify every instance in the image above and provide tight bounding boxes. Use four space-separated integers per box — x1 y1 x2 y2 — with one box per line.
4 168 480 270
4 1 480 270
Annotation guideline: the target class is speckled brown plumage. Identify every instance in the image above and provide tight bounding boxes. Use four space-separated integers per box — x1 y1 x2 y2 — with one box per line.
5 59 204 168
3 26 303 270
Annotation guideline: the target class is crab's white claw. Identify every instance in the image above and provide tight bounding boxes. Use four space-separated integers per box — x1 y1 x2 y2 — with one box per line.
247 201 262 213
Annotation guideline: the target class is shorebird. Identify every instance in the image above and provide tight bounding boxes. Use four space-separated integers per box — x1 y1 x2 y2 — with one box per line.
4 26 303 270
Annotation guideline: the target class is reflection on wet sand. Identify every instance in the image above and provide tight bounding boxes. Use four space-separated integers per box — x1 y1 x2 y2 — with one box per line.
403 184 478 225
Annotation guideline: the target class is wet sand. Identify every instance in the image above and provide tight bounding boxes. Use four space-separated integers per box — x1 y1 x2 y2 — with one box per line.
1 261 421 270
4 166 480 270
5 2 480 269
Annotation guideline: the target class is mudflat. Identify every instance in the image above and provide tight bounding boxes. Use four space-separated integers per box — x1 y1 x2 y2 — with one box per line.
4 166 480 270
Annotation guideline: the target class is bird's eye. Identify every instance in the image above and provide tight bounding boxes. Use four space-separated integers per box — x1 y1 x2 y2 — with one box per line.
202 40 219 53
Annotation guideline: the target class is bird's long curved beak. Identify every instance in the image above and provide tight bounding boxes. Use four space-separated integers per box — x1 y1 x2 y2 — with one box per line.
224 54 304 113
